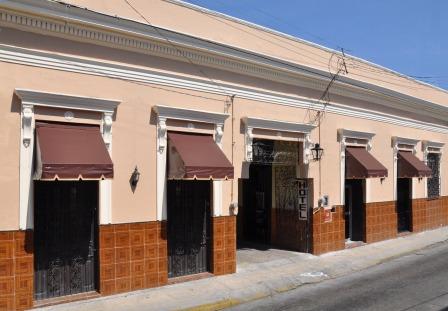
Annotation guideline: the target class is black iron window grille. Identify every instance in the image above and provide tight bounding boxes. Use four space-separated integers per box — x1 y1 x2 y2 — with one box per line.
252 139 299 165
427 153 441 198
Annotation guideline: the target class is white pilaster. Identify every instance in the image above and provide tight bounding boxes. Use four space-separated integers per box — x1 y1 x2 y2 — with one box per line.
100 112 113 224
156 117 168 221
393 145 398 201
19 104 35 230
213 123 224 217
339 137 346 205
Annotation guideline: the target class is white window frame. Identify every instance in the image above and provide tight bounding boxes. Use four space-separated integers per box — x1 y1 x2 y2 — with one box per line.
422 140 444 198
242 117 316 162
16 89 120 229
338 129 376 205
153 105 229 220
391 137 420 200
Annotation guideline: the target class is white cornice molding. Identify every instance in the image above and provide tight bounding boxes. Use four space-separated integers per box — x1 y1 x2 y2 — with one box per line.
392 136 419 158
3 45 448 134
422 140 445 150
392 136 420 147
3 45 447 135
242 117 316 134
15 88 120 113
153 105 229 126
168 0 448 96
338 129 375 142
1 1 448 123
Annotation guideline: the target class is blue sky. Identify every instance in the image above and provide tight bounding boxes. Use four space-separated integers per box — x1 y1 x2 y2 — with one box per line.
183 0 448 90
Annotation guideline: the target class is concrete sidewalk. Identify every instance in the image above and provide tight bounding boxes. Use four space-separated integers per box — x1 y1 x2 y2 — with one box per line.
38 227 448 311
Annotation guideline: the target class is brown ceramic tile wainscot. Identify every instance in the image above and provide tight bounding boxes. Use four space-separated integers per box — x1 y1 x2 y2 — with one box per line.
99 221 168 296
364 201 398 243
211 216 236 276
412 197 448 232
0 230 33 311
312 206 345 255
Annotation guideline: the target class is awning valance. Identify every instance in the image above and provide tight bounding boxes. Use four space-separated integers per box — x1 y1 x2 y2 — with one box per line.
398 151 432 178
168 132 234 180
35 122 113 180
345 147 388 179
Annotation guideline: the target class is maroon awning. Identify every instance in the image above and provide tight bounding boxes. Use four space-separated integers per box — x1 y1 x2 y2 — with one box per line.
35 122 113 180
345 147 388 179
168 132 234 180
398 150 432 178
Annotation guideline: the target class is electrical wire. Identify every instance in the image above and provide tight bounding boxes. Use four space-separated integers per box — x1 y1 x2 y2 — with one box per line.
123 0 444 113
173 0 444 92
187 0 344 50
123 0 234 99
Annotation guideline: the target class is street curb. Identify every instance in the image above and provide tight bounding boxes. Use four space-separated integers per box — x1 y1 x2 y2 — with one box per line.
186 237 448 310
181 299 241 311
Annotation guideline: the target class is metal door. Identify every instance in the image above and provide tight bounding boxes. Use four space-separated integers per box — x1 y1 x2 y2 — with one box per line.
344 184 352 240
34 181 98 300
167 180 211 278
397 178 412 232
344 179 365 241
244 164 272 244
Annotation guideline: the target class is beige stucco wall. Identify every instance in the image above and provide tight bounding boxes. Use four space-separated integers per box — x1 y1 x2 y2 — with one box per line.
0 25 447 230
63 0 448 106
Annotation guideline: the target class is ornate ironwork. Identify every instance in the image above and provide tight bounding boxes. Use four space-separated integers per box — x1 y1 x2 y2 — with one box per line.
427 153 440 198
274 166 298 211
252 139 298 165
48 258 62 295
167 180 211 278
34 181 98 300
70 256 84 292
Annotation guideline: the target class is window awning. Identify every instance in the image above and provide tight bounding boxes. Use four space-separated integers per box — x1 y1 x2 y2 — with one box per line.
345 147 388 179
34 122 113 180
168 132 234 180
398 151 432 178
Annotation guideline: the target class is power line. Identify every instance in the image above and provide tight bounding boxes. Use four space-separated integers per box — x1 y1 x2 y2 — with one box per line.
122 0 444 112
123 0 233 99
189 0 344 50
171 1 442 93
175 0 436 90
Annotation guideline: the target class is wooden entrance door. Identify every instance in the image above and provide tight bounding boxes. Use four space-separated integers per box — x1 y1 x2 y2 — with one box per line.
167 180 211 278
272 166 310 252
34 181 98 300
397 178 412 232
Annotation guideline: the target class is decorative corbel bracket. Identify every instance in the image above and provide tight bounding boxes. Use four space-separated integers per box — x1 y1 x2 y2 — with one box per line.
21 104 34 148
215 123 224 147
245 127 254 162
340 136 347 158
102 112 113 151
303 134 312 165
157 117 167 154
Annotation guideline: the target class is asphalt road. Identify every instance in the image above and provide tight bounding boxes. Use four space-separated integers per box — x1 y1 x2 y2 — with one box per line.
229 241 448 311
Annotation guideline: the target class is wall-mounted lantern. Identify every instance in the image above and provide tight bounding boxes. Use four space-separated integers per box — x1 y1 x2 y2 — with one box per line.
131 166 141 187
311 143 324 161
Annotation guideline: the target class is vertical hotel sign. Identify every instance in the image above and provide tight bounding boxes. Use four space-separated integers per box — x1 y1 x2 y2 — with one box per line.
298 179 308 220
